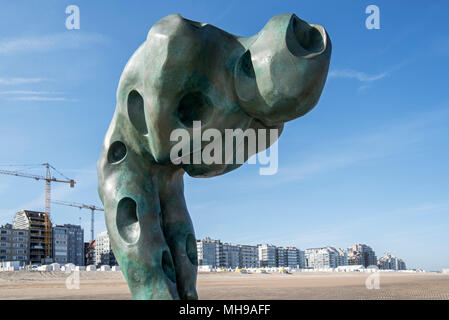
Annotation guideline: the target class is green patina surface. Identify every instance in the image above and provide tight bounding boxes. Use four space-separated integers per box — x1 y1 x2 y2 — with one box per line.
97 13 331 300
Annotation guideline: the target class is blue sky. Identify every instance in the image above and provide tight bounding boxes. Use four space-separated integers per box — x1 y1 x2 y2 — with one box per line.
0 0 448 271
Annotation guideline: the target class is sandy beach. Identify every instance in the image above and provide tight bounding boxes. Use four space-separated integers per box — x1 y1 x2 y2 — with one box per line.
0 271 448 300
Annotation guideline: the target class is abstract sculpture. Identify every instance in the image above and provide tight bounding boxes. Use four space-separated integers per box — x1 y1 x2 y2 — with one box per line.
97 13 331 299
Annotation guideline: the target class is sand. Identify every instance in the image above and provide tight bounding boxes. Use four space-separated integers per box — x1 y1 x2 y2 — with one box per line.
0 271 448 300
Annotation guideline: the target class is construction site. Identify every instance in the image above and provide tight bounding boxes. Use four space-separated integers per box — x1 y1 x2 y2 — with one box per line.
0 163 104 267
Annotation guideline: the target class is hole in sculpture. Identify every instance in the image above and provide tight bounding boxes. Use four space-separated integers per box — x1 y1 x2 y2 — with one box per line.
239 50 255 79
116 197 140 244
186 233 198 266
234 50 257 102
127 90 148 134
107 141 127 164
177 92 213 128
162 250 176 283
290 17 323 54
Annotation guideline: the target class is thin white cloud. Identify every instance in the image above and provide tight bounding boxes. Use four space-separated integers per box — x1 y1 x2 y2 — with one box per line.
212 1 236 24
0 89 72 102
0 90 63 95
0 32 109 55
328 69 388 82
6 96 72 102
0 78 50 85
329 59 413 84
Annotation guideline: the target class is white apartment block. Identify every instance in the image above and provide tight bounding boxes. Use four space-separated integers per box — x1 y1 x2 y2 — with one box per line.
258 244 276 268
197 238 259 268
305 247 336 269
95 231 116 266
378 253 406 270
305 246 347 269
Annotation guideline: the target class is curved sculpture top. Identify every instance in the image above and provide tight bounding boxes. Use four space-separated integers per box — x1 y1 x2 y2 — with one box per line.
97 13 331 299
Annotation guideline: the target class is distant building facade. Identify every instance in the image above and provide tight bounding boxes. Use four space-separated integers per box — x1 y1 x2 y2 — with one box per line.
298 249 306 268
197 238 259 268
347 244 377 267
0 224 29 264
52 226 68 264
61 224 84 266
197 237 220 267
258 244 276 268
221 243 240 268
14 210 51 264
52 224 84 266
276 247 287 267
84 240 96 266
305 247 347 269
328 247 348 266
276 246 303 268
94 231 116 266
238 244 258 268
378 253 406 270
305 247 337 269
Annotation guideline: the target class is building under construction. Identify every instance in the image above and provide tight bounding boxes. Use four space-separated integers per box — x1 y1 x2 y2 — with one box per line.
13 210 52 264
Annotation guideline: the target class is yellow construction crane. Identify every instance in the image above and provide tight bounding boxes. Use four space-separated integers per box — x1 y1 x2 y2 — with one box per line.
0 163 75 258
52 200 104 241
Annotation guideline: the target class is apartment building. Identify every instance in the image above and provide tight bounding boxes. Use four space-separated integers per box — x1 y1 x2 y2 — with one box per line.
258 244 276 268
197 238 259 268
305 247 337 269
347 244 377 267
239 244 258 268
276 247 288 267
328 247 348 266
286 247 304 268
0 224 29 264
14 210 51 264
197 237 220 267
298 249 306 268
61 224 84 266
305 247 348 269
221 243 240 268
52 226 68 264
378 253 407 270
94 231 116 266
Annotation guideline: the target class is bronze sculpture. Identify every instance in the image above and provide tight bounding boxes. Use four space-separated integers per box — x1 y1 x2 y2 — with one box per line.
97 13 331 299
